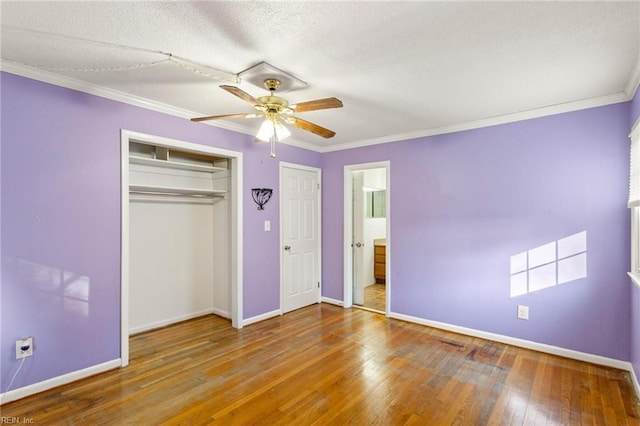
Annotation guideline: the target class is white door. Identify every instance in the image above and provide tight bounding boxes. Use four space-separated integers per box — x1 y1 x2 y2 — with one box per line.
352 172 365 305
281 165 321 313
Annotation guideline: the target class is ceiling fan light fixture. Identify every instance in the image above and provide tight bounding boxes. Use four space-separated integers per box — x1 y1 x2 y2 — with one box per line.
256 119 273 142
256 116 291 158
276 120 291 140
256 117 291 142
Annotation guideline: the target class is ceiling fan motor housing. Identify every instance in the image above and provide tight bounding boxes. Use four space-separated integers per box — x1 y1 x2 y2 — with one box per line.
257 80 293 114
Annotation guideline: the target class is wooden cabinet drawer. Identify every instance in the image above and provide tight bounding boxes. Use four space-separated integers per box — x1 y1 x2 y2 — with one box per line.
374 240 386 283
374 264 386 277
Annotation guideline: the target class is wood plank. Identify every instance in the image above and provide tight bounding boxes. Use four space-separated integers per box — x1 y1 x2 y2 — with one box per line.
2 304 639 424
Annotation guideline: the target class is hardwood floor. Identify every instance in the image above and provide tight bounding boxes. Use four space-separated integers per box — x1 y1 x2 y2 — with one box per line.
3 303 639 425
362 283 386 312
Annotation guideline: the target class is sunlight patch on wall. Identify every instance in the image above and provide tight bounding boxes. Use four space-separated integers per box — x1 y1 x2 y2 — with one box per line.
15 258 91 317
510 231 587 297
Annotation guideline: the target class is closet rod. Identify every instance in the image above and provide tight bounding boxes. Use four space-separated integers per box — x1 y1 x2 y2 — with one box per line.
129 184 227 198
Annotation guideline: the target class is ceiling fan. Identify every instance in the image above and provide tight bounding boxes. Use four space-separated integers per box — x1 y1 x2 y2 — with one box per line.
191 79 343 156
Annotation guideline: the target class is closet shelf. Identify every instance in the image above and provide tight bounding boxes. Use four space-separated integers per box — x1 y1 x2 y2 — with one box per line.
129 156 227 173
129 184 227 197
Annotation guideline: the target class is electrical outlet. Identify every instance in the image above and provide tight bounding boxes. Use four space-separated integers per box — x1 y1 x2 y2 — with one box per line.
517 305 529 320
16 337 33 359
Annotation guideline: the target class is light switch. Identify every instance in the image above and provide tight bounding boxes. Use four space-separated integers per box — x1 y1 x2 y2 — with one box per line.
264 220 271 231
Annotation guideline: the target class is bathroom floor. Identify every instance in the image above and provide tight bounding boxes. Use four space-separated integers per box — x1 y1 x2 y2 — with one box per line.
363 283 386 312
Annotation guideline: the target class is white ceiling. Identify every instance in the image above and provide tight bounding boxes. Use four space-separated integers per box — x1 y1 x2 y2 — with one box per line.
1 1 639 152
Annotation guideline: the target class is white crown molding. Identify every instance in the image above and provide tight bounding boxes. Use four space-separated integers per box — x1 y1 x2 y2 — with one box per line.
1 60 198 119
322 91 631 153
1 60 634 156
0 61 323 153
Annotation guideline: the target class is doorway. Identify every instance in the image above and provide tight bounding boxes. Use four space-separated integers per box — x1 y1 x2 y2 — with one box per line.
343 162 390 313
280 162 322 313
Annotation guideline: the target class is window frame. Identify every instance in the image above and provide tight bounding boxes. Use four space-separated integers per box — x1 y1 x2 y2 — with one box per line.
629 119 640 287
630 205 640 286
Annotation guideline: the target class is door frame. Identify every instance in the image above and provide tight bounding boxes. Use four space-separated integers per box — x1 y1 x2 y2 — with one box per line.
120 129 243 367
343 161 390 311
279 162 322 312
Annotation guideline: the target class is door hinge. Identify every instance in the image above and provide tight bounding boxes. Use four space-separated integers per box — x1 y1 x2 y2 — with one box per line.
317 281 320 288
317 183 320 190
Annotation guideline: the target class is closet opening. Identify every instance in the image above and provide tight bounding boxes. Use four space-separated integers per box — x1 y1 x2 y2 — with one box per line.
120 130 243 367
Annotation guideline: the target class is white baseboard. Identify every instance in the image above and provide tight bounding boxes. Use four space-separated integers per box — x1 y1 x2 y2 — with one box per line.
321 297 344 306
129 308 216 334
211 307 231 320
242 309 281 326
630 364 640 400
0 359 121 405
388 311 632 371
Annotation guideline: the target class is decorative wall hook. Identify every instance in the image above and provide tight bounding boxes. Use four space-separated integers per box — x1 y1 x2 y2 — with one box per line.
251 188 273 210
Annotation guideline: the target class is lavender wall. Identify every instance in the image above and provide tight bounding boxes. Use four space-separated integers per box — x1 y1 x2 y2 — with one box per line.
323 103 631 360
1 69 634 395
0 72 321 391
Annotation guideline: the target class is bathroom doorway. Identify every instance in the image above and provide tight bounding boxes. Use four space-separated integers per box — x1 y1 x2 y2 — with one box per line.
343 162 390 314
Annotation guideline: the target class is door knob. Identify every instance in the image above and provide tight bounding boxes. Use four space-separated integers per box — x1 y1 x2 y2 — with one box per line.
284 245 291 251
355 242 363 248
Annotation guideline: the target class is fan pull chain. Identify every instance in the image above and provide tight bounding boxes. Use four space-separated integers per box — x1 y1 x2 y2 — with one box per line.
270 121 277 158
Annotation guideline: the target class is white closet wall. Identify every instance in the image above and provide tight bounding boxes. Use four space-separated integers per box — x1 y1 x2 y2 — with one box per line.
128 142 231 334
211 173 231 318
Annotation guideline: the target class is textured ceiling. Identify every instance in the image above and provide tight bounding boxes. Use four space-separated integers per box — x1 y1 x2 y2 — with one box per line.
1 1 639 151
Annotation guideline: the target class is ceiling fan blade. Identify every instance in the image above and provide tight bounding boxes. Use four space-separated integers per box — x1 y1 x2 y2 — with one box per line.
287 116 336 138
292 97 343 113
220 85 263 107
191 113 262 122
